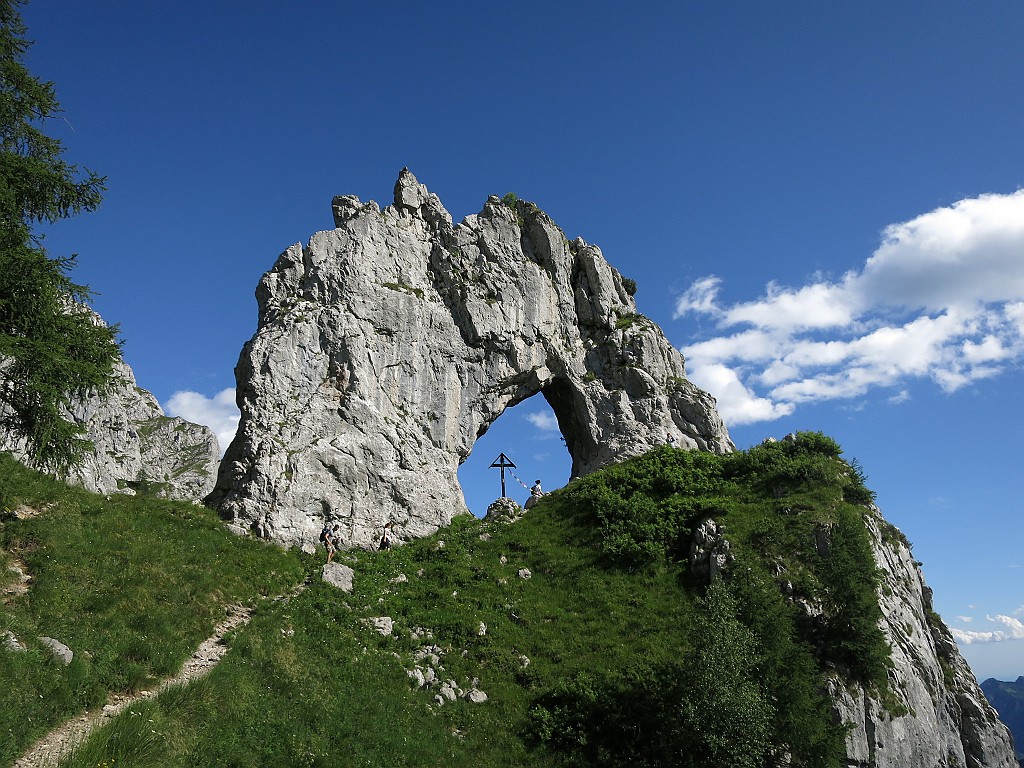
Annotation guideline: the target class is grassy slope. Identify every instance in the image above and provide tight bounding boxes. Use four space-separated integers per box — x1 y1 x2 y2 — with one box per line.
2 435 889 768
0 454 305 765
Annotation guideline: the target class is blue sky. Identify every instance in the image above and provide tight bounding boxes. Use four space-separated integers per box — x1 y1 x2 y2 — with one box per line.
25 2 1024 681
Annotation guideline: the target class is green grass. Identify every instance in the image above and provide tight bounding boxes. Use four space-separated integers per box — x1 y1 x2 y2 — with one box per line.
0 454 305 764
3 433 891 767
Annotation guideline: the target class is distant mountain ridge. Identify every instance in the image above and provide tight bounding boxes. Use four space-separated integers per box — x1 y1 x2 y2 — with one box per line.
982 677 1024 759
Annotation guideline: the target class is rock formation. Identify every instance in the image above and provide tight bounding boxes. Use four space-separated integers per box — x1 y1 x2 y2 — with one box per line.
1 311 220 502
208 169 732 549
829 507 1015 767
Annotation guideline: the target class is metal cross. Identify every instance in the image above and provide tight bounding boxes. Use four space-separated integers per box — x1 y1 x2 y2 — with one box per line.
490 452 516 498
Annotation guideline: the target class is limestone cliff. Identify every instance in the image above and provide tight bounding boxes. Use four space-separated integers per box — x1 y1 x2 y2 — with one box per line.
208 170 732 549
830 507 1015 767
1 312 219 502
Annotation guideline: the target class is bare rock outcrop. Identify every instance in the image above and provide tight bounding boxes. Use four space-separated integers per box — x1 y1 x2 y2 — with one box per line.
208 170 732 549
831 507 1016 768
1 311 219 502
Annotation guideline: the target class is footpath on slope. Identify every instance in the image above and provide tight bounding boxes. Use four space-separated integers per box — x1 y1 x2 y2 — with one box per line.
14 584 306 768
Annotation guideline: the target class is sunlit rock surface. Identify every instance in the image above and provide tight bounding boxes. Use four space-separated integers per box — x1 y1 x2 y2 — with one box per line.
208 170 732 549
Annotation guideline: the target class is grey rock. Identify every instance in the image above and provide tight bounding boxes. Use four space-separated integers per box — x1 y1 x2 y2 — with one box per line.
831 507 1016 767
3 630 26 653
689 518 734 581
485 497 523 522
39 636 73 665
364 616 393 636
439 683 458 702
517 568 532 580
463 688 488 704
208 169 732 549
0 309 219 503
321 562 354 592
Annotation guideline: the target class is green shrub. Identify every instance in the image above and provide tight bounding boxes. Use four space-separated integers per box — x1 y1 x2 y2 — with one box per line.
528 581 790 768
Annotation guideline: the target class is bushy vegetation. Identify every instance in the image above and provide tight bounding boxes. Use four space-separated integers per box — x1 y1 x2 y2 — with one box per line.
1 432 892 767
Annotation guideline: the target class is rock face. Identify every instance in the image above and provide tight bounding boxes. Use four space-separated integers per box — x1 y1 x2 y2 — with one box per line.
830 507 1016 768
208 169 732 549
1 312 220 502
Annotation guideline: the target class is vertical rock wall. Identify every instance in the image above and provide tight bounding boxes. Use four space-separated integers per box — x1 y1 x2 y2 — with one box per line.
829 508 1016 767
208 170 732 549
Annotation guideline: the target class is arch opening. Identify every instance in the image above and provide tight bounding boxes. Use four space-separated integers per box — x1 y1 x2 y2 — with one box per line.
457 394 572 517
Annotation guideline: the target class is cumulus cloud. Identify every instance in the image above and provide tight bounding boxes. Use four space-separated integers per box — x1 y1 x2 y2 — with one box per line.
676 190 1024 424
164 388 239 455
524 411 559 433
686 363 794 426
951 614 1024 645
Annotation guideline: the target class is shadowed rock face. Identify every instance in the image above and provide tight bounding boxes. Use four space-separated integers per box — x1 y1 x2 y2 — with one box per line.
208 170 732 549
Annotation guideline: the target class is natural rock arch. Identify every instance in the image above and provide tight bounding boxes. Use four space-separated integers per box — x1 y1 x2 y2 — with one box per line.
207 170 732 549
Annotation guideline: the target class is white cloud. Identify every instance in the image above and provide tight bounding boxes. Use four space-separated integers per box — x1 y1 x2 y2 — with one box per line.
688 363 794 425
951 614 1024 645
524 411 558 433
165 388 239 455
677 190 1024 425
956 616 973 624
675 276 723 317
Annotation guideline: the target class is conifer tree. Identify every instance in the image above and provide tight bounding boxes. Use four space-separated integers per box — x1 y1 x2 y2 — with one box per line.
0 0 119 470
